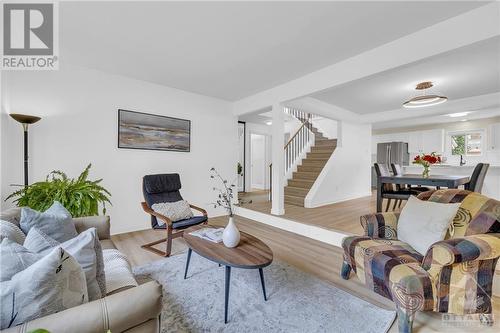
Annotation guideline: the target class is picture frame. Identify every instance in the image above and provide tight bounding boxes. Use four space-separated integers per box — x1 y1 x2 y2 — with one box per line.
118 109 191 152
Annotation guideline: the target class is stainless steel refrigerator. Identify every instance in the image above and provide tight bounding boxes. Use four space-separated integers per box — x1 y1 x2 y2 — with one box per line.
377 142 409 167
372 142 409 187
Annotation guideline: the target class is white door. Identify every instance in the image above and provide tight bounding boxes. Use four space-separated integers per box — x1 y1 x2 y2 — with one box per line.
251 134 266 190
237 123 245 192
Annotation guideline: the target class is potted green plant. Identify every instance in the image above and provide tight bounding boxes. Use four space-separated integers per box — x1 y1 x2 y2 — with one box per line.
6 164 111 217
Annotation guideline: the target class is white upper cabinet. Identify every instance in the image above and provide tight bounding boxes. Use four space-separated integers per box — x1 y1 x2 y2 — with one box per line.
488 123 500 151
422 129 444 153
408 131 423 153
408 129 444 154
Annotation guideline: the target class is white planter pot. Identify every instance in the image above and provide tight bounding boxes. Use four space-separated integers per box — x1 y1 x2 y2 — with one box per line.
222 216 240 248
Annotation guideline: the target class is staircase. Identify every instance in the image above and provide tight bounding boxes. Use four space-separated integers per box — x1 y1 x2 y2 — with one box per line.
284 126 337 206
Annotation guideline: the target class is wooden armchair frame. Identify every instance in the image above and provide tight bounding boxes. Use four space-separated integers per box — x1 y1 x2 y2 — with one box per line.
141 202 208 257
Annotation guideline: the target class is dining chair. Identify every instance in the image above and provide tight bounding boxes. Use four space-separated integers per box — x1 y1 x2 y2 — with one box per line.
390 163 431 209
141 173 208 257
465 163 489 193
374 163 419 212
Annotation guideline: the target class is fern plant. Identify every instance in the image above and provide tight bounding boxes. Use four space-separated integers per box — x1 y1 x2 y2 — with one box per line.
6 164 111 217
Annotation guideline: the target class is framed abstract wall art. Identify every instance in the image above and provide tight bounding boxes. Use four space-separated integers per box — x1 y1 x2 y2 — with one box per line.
118 109 191 152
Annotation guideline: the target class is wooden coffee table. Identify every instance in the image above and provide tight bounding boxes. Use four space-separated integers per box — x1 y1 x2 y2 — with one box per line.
183 225 273 323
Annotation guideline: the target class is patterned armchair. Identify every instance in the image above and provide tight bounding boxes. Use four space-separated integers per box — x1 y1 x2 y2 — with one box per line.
341 189 500 333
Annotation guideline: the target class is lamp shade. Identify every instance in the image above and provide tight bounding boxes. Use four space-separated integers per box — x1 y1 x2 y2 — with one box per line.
10 113 41 124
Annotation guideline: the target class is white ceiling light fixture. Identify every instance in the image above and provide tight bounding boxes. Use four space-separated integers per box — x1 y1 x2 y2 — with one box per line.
448 112 470 118
265 121 272 126
403 81 448 108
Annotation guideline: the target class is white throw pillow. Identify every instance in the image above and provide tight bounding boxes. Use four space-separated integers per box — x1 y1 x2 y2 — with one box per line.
24 227 105 301
151 200 194 225
0 246 88 329
397 196 460 255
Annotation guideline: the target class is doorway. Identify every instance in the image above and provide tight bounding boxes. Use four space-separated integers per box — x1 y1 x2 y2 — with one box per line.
251 133 266 190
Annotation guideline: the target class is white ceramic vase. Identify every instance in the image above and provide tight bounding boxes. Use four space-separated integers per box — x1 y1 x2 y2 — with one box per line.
222 216 240 248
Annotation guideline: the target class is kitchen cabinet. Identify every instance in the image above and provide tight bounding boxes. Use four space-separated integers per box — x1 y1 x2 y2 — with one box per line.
488 123 500 151
408 131 422 153
408 129 444 154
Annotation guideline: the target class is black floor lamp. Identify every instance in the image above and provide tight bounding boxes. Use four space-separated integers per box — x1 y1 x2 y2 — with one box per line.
10 114 41 188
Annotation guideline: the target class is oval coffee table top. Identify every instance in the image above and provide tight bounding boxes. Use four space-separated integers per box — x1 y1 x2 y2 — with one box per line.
183 225 273 269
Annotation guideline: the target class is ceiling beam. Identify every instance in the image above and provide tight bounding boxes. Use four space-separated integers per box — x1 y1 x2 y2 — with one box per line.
233 2 500 115
285 97 363 123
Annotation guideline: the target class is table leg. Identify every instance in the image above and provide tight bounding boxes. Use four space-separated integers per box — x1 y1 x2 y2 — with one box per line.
259 268 267 301
376 177 383 213
224 266 231 324
183 248 192 280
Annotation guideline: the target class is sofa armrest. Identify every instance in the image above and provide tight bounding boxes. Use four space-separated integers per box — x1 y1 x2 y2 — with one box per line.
423 233 500 270
2 281 162 333
388 262 435 316
360 212 400 239
73 215 111 240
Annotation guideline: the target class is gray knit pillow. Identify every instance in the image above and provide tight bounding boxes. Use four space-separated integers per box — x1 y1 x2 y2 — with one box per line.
0 220 26 245
151 200 193 225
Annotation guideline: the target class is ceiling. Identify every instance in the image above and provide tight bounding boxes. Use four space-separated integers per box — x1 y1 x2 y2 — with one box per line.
239 110 295 126
60 1 487 101
312 36 500 114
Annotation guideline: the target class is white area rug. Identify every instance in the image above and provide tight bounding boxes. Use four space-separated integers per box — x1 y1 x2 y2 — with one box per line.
134 251 396 333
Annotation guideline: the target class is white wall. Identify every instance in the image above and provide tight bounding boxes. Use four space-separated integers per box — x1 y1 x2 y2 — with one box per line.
305 121 372 207
1 65 236 235
312 117 338 139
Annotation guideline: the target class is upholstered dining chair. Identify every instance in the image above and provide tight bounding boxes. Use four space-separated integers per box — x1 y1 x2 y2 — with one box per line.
465 163 489 193
374 163 419 212
390 163 431 209
341 189 500 333
141 173 207 256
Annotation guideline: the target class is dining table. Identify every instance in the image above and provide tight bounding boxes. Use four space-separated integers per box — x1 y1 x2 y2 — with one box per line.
376 174 470 212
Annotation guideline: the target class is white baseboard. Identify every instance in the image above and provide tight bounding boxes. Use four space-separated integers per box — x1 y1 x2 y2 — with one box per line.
305 191 372 208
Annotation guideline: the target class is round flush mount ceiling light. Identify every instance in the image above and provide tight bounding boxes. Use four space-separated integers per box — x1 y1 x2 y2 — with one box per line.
403 81 447 108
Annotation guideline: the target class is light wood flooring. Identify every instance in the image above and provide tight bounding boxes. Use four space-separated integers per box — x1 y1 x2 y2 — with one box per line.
112 214 499 333
239 190 386 235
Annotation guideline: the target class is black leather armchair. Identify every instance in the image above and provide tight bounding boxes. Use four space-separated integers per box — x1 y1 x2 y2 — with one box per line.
141 173 207 256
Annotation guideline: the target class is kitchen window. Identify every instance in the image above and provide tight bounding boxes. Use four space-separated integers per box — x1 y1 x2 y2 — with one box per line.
451 131 483 156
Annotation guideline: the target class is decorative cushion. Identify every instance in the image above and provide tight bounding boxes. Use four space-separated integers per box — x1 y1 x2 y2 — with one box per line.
151 200 193 224
0 208 22 227
0 220 26 245
102 249 138 294
0 247 88 329
0 239 40 282
24 227 105 301
20 201 77 243
397 196 460 255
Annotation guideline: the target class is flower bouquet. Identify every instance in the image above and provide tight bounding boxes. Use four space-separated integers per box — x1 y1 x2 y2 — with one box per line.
413 152 441 178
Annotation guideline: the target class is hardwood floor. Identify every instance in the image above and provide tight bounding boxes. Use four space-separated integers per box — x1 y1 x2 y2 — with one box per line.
239 190 385 235
112 214 499 333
